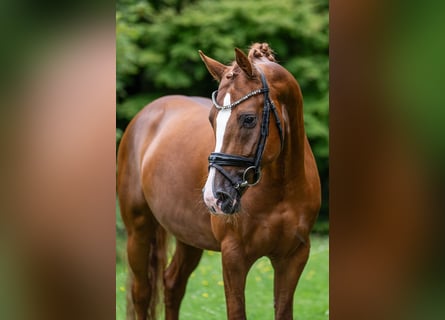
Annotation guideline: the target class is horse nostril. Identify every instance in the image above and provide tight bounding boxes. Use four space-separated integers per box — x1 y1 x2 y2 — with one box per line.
215 190 238 214
215 190 228 201
215 190 236 214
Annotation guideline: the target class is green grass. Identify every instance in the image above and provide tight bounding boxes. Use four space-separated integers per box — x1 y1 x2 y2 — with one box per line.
116 235 328 320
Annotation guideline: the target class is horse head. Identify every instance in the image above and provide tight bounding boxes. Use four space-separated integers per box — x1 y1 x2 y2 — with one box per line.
200 43 285 215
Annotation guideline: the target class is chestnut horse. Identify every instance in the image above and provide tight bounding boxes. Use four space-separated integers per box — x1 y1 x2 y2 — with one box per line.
117 43 321 320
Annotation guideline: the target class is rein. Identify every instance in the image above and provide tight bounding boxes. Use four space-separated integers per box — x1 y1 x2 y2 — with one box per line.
208 69 284 192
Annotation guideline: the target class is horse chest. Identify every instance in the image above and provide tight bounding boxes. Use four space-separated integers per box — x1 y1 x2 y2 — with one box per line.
222 210 303 257
266 213 303 249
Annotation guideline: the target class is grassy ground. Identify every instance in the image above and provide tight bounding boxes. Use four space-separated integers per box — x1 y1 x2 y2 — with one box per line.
116 234 328 319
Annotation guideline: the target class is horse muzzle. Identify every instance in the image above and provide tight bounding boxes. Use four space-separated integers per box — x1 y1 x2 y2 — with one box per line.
202 173 241 215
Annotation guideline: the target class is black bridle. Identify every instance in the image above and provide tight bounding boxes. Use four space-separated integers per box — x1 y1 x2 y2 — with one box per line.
208 69 284 192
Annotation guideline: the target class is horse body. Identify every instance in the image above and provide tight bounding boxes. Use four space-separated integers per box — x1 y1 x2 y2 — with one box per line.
118 43 321 320
119 95 219 251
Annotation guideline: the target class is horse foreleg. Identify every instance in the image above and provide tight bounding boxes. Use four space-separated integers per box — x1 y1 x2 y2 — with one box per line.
221 241 253 320
164 240 203 320
270 240 311 320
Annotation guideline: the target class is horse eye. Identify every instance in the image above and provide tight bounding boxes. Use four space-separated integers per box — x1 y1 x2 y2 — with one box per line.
240 115 257 128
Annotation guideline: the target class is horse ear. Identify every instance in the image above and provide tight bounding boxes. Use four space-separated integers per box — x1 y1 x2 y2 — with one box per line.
235 48 253 78
199 50 227 82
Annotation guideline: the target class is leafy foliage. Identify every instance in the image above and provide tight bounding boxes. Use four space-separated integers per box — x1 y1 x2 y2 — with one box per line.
116 0 329 218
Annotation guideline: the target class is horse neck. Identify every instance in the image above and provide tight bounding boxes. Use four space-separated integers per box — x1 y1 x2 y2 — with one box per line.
277 80 306 184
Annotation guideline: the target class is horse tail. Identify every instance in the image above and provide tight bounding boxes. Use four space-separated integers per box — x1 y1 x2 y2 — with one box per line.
147 221 169 320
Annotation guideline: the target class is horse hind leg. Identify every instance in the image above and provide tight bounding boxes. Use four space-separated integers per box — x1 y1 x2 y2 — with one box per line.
125 271 135 320
123 201 168 320
164 240 203 320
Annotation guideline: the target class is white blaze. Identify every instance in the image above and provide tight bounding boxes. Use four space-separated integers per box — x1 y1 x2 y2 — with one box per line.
203 93 231 209
214 94 232 152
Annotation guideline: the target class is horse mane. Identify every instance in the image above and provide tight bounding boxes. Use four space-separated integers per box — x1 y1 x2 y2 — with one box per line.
248 43 276 62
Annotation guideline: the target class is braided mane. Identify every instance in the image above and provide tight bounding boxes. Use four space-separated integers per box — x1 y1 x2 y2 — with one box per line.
248 43 276 62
